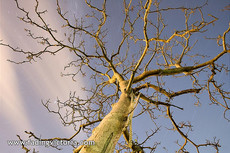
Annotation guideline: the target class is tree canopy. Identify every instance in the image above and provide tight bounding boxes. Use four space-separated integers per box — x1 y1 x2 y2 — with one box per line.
1 0 230 152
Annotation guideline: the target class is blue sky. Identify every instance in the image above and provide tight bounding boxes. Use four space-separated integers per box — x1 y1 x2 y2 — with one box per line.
0 0 229 153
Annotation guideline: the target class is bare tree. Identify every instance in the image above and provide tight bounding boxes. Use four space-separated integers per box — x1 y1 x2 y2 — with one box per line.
1 0 230 152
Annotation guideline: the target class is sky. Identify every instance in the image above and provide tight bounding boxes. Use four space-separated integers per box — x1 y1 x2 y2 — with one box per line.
0 0 86 152
0 0 229 153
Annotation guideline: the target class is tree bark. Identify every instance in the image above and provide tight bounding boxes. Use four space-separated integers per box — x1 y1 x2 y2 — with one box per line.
74 91 132 153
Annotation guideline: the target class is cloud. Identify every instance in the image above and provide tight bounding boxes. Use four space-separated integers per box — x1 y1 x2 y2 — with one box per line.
0 0 85 152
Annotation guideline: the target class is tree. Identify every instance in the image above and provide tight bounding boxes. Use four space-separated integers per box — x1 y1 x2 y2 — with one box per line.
1 0 229 152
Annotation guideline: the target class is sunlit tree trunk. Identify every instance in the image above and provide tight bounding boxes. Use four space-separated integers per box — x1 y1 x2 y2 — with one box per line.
74 92 131 153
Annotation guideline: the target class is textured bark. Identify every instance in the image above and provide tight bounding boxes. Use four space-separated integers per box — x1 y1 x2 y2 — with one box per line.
74 91 132 153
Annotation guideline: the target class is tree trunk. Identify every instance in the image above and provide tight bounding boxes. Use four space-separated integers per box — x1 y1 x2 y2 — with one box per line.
74 91 132 153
